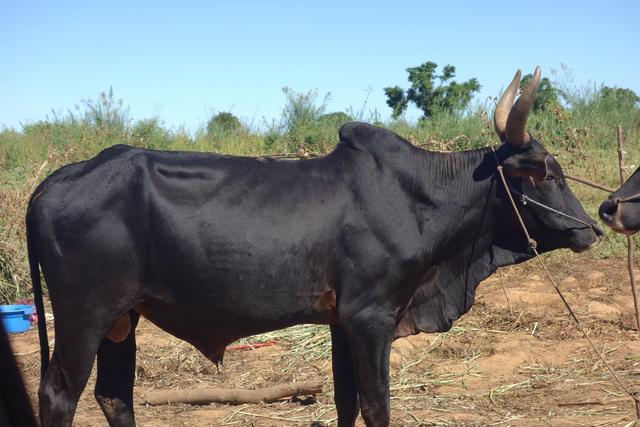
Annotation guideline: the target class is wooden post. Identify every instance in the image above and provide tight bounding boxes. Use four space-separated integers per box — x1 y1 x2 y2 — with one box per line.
616 126 640 332
617 126 626 185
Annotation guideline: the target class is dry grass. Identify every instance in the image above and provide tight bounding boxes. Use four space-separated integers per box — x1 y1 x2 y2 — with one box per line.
5 191 640 426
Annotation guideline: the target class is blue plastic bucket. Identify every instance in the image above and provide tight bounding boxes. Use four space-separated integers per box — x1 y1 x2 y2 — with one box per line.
0 305 34 334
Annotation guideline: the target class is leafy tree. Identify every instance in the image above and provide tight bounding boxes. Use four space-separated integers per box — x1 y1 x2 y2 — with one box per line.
384 86 408 119
599 86 639 110
520 73 560 111
384 61 480 119
207 112 242 136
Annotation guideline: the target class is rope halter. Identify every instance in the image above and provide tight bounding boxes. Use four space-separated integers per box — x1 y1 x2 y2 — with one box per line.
490 148 595 250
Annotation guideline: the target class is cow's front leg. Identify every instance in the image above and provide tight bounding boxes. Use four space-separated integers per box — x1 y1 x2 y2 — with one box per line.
341 309 395 427
330 325 359 426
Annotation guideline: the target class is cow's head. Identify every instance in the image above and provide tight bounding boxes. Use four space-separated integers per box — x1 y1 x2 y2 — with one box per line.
599 167 640 235
493 67 603 253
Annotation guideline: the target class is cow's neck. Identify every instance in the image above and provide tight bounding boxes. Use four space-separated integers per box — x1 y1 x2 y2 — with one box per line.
394 144 533 337
412 145 512 265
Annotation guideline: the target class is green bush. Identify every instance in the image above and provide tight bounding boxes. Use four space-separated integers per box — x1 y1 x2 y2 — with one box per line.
132 118 172 150
207 112 243 137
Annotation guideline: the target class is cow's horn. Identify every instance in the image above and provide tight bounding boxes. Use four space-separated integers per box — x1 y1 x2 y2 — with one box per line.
493 69 522 142
505 66 541 148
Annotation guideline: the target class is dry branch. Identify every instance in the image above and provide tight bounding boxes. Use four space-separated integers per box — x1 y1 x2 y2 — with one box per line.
143 379 323 406
564 174 616 193
558 397 635 406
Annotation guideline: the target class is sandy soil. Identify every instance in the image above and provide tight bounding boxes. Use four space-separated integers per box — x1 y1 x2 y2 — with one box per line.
9 253 640 426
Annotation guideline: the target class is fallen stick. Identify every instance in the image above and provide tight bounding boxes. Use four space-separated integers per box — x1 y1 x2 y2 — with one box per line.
558 397 635 406
226 340 277 351
143 380 323 405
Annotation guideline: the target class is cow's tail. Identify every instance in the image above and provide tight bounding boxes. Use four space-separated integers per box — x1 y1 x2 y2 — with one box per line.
26 206 49 378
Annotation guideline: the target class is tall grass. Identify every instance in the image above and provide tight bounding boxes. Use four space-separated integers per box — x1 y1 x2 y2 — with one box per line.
0 85 638 302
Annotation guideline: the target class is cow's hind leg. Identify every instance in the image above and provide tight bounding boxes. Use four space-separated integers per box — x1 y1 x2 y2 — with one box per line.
38 319 105 426
330 325 360 427
95 310 140 427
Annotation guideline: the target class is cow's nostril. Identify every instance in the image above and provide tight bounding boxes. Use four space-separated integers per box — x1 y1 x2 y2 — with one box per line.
603 200 618 216
593 224 604 237
598 199 619 222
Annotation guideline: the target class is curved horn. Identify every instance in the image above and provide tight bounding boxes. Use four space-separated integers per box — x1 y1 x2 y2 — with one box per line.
505 66 541 148
493 69 522 141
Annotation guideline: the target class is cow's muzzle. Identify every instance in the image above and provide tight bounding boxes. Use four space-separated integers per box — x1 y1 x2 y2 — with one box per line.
599 197 640 235
598 198 629 234
570 223 603 253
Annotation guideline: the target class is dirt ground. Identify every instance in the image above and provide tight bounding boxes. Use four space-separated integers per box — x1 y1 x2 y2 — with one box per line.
9 253 640 426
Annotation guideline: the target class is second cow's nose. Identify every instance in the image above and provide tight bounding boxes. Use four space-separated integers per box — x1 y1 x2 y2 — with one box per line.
598 198 619 224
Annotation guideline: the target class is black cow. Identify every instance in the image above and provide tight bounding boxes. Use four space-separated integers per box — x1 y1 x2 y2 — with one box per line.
599 166 640 234
27 67 602 427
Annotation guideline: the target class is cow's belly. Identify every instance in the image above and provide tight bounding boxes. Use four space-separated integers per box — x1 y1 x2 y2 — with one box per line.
138 200 342 363
132 289 337 364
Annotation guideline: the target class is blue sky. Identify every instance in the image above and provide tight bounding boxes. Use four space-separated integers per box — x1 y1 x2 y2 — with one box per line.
1 1 638 132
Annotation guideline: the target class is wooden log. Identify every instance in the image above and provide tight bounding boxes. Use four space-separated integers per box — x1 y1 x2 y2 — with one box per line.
143 380 323 406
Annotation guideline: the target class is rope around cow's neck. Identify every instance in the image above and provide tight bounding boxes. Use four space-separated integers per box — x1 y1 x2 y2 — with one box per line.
619 192 640 203
495 164 639 407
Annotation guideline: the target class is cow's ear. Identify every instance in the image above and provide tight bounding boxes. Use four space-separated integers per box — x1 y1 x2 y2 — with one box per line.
502 152 548 180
